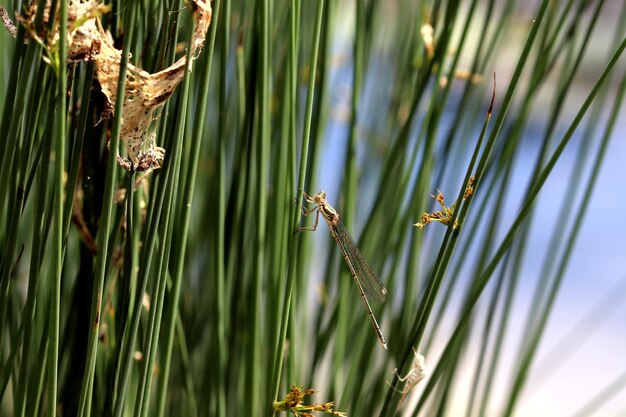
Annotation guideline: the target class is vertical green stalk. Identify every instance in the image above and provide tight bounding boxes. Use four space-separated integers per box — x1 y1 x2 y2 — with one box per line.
134 153 177 417
215 1 228 416
13 83 53 417
76 3 137 417
0 42 42 316
134 10 197 417
0 25 28 226
48 0 68 415
334 0 363 383
123 168 136 315
63 62 94 238
155 1 221 416
250 0 270 414
271 0 324 411
267 4 295 393
0 33 57 391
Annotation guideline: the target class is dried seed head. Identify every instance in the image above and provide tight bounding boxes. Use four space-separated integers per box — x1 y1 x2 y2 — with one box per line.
4 0 213 171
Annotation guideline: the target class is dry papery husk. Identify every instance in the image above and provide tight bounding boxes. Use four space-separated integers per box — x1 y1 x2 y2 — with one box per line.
2 0 212 171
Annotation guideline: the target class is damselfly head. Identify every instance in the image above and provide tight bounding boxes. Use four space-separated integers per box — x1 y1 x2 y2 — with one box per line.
312 191 326 204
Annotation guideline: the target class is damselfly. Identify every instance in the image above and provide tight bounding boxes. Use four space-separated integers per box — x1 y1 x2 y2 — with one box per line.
300 191 388 349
